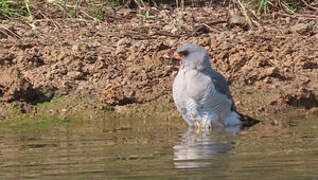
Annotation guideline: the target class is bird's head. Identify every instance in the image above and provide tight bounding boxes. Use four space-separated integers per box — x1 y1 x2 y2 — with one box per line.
172 44 210 71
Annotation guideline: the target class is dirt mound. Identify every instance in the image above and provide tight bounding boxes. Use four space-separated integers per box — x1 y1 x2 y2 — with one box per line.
0 68 38 102
280 87 318 109
0 7 317 113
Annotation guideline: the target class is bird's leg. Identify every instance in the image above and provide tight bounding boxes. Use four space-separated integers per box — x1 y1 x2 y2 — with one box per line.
185 98 202 127
190 110 201 128
201 111 224 129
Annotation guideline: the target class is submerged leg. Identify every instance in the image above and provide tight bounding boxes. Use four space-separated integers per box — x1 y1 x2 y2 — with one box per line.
199 111 222 129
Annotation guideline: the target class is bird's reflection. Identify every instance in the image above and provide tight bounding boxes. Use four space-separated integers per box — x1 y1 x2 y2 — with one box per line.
173 126 240 169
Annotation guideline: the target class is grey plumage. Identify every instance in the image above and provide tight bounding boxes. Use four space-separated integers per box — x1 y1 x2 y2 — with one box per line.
172 44 241 128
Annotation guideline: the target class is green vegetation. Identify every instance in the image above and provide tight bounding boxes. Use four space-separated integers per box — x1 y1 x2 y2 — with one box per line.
256 0 272 15
0 0 33 20
137 10 155 20
0 0 119 22
255 0 299 15
0 0 316 23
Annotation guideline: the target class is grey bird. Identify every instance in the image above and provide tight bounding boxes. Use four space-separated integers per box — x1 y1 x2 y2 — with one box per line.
172 44 241 128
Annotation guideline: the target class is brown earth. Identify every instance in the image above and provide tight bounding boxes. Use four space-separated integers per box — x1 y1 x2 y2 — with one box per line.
0 6 318 120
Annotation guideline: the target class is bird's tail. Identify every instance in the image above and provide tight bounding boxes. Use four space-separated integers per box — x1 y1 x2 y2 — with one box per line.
237 112 260 128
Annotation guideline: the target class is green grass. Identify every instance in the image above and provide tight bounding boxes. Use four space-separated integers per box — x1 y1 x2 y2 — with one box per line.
0 0 33 20
137 10 155 20
254 0 302 15
0 0 119 22
0 0 315 23
256 0 272 15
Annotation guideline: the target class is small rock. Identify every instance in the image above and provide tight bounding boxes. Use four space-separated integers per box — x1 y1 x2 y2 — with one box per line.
67 71 83 80
197 37 210 47
263 77 272 84
72 43 80 51
116 46 125 55
127 53 137 61
101 84 135 106
264 67 279 76
271 120 279 126
257 107 265 112
290 23 308 34
309 107 318 117
312 33 318 40
164 39 177 47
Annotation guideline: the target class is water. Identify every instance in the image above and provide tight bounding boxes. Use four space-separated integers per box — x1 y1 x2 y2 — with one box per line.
1 114 318 179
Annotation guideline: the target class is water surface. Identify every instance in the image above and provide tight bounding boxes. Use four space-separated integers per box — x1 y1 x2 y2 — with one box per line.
1 113 318 179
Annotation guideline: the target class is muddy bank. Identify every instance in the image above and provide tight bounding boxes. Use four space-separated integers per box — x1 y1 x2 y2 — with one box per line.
0 6 317 121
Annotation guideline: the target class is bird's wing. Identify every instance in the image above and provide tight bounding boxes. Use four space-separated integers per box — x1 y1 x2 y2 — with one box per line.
205 69 236 110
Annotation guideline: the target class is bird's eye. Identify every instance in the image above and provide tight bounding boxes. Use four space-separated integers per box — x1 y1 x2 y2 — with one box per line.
179 51 189 57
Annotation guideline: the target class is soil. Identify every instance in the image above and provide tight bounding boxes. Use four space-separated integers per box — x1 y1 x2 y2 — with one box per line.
0 5 317 122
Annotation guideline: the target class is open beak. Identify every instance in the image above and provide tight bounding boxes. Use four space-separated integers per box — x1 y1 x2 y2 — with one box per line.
172 52 183 62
